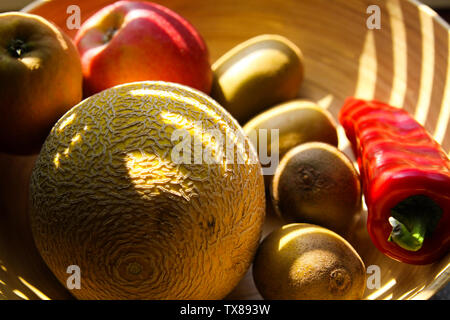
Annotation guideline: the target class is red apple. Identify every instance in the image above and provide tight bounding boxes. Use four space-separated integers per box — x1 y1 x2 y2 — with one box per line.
74 1 212 96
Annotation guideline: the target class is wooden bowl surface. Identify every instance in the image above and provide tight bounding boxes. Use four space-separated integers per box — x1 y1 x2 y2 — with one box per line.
0 0 448 300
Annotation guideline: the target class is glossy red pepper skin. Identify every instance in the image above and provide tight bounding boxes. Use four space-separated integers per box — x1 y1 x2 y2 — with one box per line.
339 98 450 265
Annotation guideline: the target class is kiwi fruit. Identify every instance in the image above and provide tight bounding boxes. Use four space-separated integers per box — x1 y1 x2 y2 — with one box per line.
243 100 338 189
271 142 361 235
252 223 366 300
211 34 304 124
243 99 338 162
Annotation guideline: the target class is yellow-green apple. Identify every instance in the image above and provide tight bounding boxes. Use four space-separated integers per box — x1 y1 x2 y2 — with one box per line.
0 12 82 155
74 1 212 96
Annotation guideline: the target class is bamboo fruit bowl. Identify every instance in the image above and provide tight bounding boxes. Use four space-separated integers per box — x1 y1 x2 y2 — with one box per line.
0 0 448 300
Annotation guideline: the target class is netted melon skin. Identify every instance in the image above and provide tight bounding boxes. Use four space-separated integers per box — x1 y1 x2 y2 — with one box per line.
29 81 265 300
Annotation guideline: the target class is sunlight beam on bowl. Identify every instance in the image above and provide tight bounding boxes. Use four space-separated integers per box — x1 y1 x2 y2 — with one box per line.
12 289 29 300
18 277 51 300
365 278 397 300
316 94 334 110
414 5 435 125
387 0 407 108
433 34 450 144
354 31 377 100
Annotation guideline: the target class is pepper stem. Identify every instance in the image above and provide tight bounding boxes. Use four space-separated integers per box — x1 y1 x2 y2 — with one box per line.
387 195 443 252
388 216 426 251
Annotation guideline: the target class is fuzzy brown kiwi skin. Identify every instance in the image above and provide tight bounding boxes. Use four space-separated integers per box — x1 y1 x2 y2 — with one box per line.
252 223 366 300
271 142 361 235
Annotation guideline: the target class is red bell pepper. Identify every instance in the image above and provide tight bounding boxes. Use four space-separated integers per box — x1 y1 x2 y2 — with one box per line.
339 98 450 265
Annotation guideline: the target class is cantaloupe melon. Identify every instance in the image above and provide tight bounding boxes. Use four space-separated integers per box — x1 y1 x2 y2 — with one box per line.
29 81 265 299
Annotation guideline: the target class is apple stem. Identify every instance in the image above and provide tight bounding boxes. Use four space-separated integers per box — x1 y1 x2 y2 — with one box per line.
8 39 28 58
103 28 118 43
